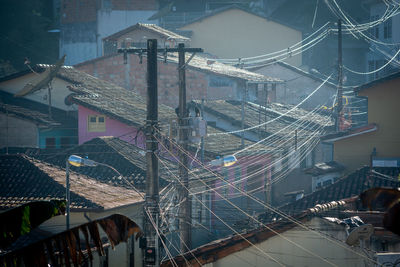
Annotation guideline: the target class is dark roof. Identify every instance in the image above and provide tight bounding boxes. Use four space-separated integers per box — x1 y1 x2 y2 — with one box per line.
321 123 378 143
179 4 301 32
273 167 400 217
202 124 271 158
355 71 400 94
0 154 143 211
190 99 333 141
0 91 75 128
304 161 345 176
103 23 190 41
19 137 176 190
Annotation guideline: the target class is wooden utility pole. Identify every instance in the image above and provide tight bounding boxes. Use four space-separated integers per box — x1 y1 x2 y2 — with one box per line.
145 39 160 267
176 43 203 252
118 42 203 258
178 43 191 252
336 19 343 132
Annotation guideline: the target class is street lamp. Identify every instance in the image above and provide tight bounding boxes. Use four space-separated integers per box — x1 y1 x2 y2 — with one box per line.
210 155 238 167
65 155 137 229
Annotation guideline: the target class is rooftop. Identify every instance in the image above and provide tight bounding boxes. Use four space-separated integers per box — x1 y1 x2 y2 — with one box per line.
103 23 190 42
0 90 75 128
167 53 282 83
355 71 400 94
269 167 400 218
190 99 334 141
18 137 176 190
0 154 143 211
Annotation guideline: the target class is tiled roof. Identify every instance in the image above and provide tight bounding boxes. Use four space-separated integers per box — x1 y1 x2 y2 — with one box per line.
166 53 282 83
250 61 337 87
68 79 175 130
270 167 400 218
190 99 333 142
25 136 174 190
103 23 190 41
321 123 378 143
303 161 345 176
0 154 143 211
202 124 273 158
0 91 74 128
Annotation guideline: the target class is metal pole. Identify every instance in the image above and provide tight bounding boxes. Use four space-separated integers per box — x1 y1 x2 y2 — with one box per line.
241 83 247 149
337 19 343 132
65 159 70 230
200 98 205 163
48 84 52 119
178 43 191 252
144 39 159 267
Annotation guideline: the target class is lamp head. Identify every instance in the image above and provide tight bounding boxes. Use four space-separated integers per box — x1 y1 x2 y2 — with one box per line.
68 155 97 167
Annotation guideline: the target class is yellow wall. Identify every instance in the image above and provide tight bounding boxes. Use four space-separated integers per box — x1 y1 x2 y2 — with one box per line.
333 77 400 172
180 9 302 66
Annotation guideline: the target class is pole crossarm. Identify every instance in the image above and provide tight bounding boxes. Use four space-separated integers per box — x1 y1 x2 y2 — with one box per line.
118 47 203 54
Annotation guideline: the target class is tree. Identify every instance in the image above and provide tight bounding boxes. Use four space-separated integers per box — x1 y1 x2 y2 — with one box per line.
0 0 58 73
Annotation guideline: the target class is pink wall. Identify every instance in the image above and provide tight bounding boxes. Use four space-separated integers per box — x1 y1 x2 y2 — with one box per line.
213 154 272 200
78 105 145 147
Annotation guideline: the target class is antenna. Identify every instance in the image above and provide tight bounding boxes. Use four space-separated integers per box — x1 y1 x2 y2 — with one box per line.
346 224 374 246
15 55 66 97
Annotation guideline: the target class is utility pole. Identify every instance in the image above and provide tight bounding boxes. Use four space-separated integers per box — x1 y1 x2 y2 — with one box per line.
118 42 203 258
178 42 191 253
177 43 207 253
336 19 343 132
145 39 160 267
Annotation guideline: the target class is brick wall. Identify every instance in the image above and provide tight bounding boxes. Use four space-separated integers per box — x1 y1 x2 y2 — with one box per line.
111 0 157 10
75 53 239 108
61 0 97 23
61 0 157 24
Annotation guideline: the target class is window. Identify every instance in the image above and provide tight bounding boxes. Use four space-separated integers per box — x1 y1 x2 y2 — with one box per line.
384 18 392 39
87 115 106 132
45 137 56 149
370 15 380 38
209 75 233 87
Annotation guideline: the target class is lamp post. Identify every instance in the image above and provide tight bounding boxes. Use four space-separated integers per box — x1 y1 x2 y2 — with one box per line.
65 155 136 229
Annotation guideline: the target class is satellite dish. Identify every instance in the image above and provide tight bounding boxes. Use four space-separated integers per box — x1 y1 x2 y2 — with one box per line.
346 224 374 246
15 55 66 97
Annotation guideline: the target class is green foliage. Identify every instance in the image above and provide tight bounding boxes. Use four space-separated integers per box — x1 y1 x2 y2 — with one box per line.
0 200 66 250
20 206 31 236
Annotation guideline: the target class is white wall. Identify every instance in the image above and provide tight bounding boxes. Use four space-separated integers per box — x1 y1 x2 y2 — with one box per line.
0 73 78 112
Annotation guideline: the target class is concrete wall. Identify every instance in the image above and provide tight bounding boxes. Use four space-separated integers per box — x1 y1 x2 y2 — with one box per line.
75 53 243 108
180 8 302 66
333 77 400 172
204 217 365 267
59 0 157 65
253 64 336 110
0 113 38 148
